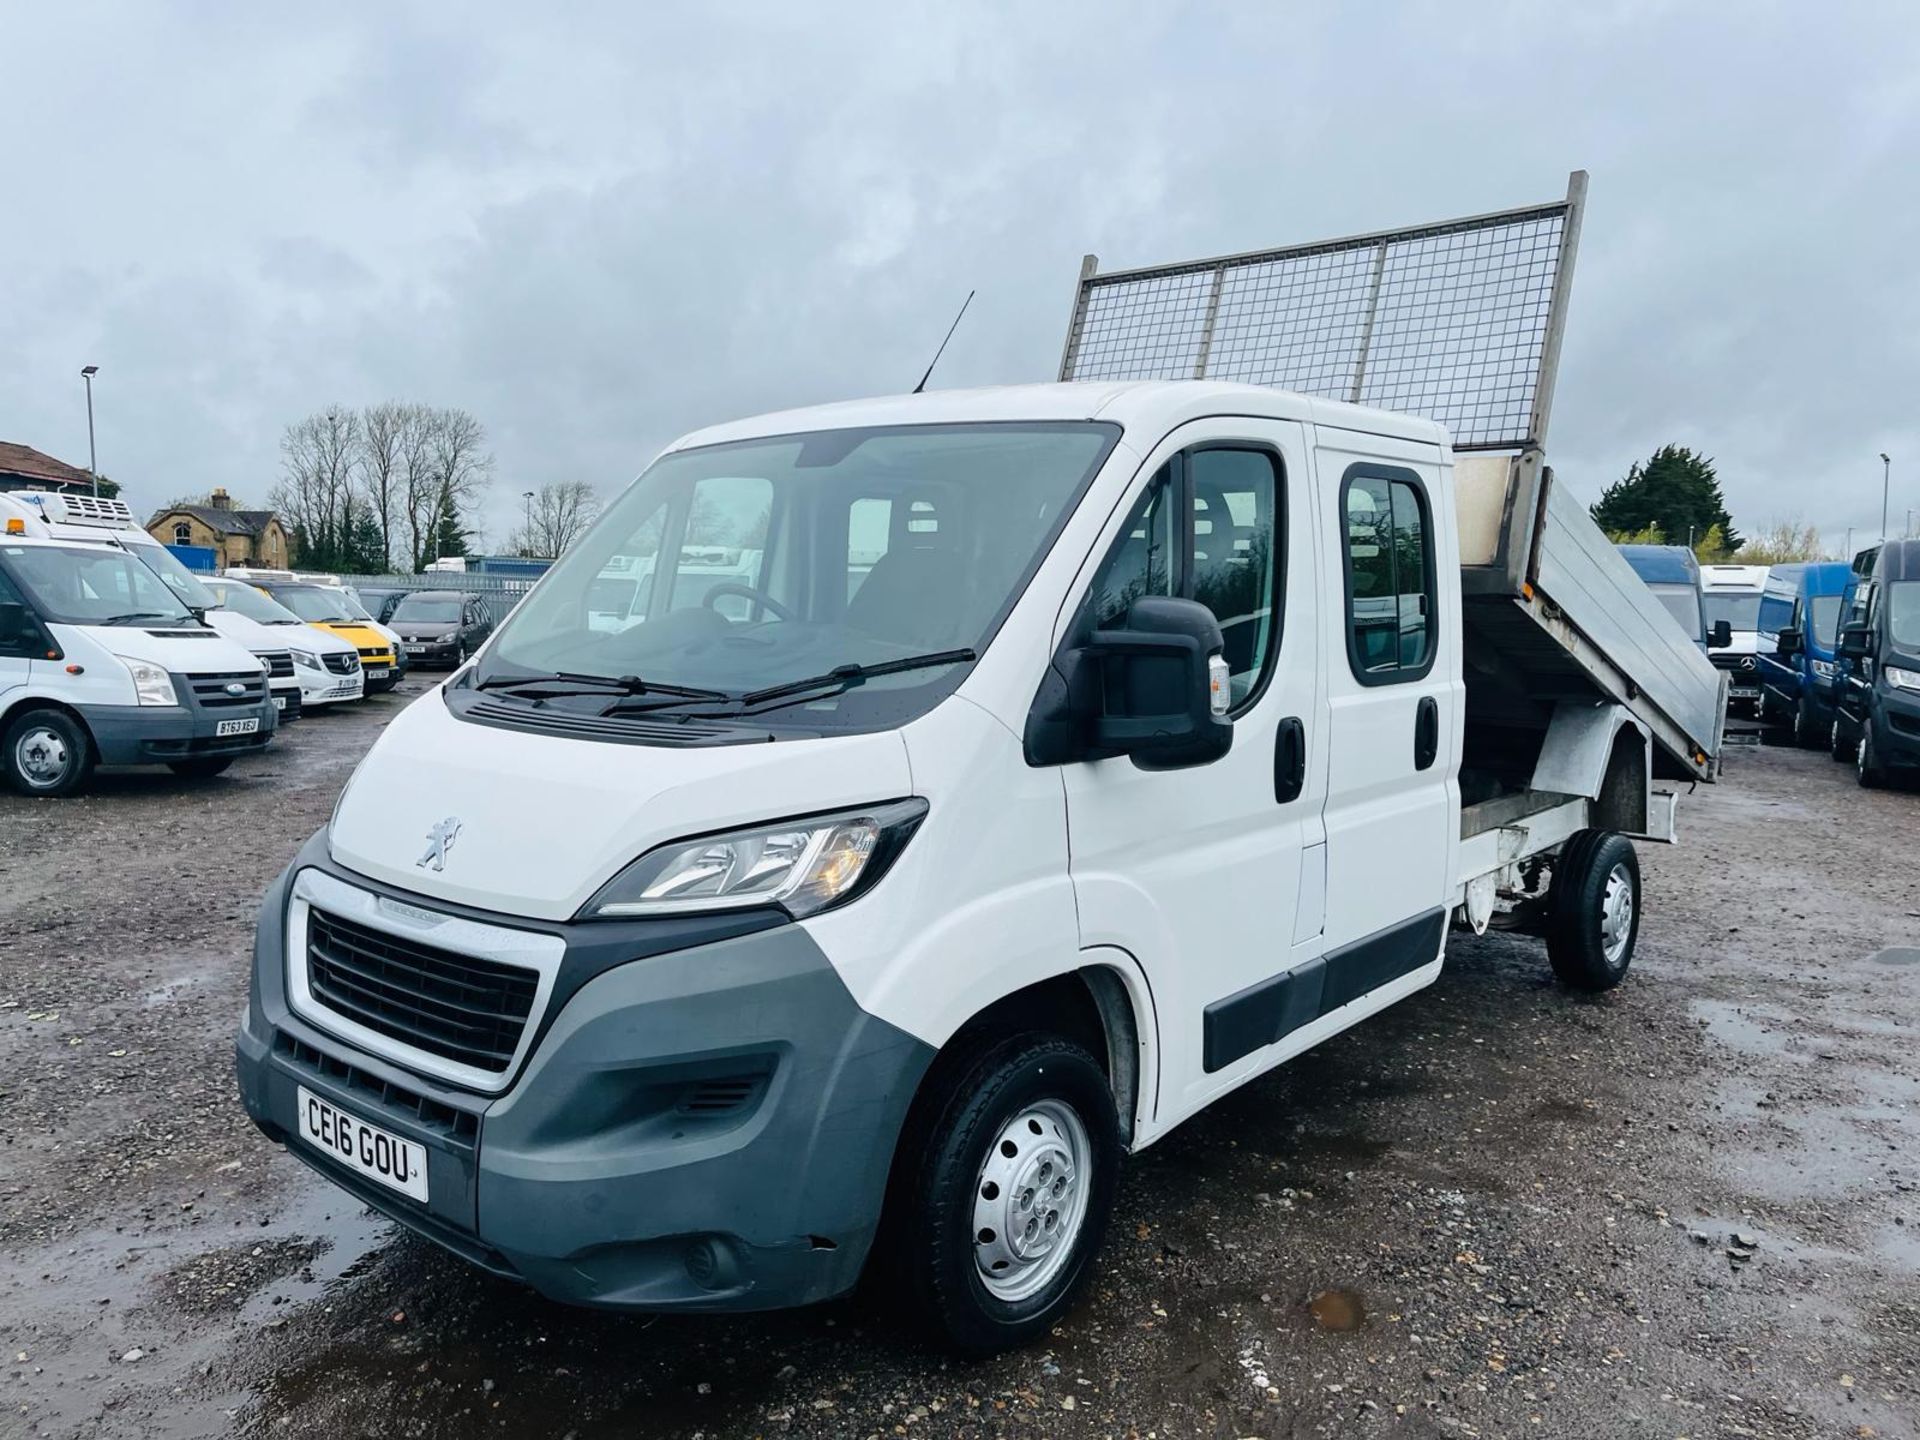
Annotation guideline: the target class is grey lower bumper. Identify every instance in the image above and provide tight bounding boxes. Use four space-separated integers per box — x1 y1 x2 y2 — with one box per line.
236 837 935 1312
79 699 276 766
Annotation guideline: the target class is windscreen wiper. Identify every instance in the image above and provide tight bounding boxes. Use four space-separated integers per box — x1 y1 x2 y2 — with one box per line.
100 612 180 626
734 649 978 712
477 670 731 702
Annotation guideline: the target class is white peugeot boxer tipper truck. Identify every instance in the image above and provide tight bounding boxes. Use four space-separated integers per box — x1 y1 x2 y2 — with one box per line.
237 174 1726 1351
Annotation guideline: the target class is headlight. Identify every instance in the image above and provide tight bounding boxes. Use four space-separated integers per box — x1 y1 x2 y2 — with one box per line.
114 656 178 707
1810 658 1837 680
579 798 928 920
291 648 322 672
1885 666 1920 693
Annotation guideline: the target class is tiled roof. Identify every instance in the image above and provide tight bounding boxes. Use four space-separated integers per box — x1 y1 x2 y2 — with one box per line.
151 505 281 537
0 441 93 489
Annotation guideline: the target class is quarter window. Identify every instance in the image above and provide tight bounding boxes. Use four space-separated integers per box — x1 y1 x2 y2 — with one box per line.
1081 446 1284 711
1342 467 1436 682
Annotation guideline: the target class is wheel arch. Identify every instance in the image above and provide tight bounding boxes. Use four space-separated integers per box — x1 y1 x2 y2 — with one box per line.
0 694 96 746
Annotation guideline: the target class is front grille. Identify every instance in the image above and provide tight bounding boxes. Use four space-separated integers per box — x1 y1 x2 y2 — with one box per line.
187 670 269 708
323 652 361 676
306 908 539 1076
676 1075 767 1117
262 650 295 679
273 1031 480 1145
1712 653 1758 673
358 646 394 664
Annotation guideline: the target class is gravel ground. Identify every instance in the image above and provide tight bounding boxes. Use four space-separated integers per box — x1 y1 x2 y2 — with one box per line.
2 689 1916 1440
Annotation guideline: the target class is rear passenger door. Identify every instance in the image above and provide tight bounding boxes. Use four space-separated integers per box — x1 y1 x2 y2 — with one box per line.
1315 430 1459 979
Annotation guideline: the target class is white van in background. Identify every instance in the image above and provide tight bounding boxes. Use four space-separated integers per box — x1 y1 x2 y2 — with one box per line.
0 527 276 794
1700 563 1770 714
202 577 365 710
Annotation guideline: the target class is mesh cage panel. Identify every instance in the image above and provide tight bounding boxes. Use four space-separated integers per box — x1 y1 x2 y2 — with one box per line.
1060 179 1582 452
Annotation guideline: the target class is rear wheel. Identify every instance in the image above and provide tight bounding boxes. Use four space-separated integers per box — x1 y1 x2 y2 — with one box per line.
1546 830 1640 991
1830 713 1857 763
166 757 233 780
4 708 94 797
892 1033 1119 1354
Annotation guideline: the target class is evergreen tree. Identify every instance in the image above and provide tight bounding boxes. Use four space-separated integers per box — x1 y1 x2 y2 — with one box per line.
433 507 470 563
1590 445 1742 554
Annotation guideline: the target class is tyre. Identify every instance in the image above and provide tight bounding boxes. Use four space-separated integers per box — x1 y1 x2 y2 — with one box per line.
1793 696 1821 749
893 1033 1120 1354
167 757 233 780
4 707 95 797
1830 714 1857 763
1546 830 1640 992
1857 721 1886 788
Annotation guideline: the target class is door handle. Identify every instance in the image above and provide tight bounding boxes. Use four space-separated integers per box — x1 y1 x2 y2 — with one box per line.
1414 695 1439 771
1274 716 1306 803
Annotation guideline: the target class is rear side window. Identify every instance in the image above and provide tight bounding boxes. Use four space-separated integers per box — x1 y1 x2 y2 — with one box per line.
1341 465 1436 682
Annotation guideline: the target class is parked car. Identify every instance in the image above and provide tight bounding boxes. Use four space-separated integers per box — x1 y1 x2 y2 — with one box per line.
201 578 365 711
390 590 494 667
1700 563 1769 715
1757 561 1850 747
250 582 399 693
1616 544 1732 651
1830 538 1920 785
351 586 415 625
0 531 276 794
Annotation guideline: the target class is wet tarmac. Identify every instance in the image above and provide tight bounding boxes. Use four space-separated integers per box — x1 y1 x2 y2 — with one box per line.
2 693 1916 1439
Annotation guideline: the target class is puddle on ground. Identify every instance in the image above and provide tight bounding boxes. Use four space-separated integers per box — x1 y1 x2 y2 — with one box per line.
1307 1287 1366 1331
1868 946 1920 966
1690 997 1825 1063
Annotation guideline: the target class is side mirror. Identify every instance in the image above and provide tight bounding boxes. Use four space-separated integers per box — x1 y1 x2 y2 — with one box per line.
1024 596 1233 769
1775 627 1802 657
1838 624 1871 660
1709 619 1733 648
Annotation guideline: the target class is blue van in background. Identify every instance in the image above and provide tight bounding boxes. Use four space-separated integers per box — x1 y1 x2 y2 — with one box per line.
1757 561 1851 747
1617 544 1731 651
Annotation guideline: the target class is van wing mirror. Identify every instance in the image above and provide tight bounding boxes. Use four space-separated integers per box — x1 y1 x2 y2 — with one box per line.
1775 626 1802 657
1709 619 1733 648
1838 623 1871 660
1025 596 1233 770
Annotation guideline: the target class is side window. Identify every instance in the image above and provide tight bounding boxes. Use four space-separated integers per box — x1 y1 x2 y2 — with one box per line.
1080 447 1284 711
1188 448 1282 705
1342 466 1436 682
0 569 39 658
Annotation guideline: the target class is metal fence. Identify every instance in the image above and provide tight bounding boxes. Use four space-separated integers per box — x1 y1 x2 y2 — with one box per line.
1058 171 1586 452
335 572 540 608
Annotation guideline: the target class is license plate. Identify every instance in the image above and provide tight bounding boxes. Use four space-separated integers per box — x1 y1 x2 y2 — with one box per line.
272 696 287 711
366 667 389 680
216 717 260 736
404 645 426 655
296 1086 429 1202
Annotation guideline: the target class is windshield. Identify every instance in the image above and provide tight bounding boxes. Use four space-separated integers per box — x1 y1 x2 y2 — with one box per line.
478 422 1120 728
393 596 463 623
1810 594 1843 649
1890 581 1920 650
271 586 355 622
1703 593 1762 632
206 579 303 625
128 542 219 611
1649 583 1703 639
1 543 198 626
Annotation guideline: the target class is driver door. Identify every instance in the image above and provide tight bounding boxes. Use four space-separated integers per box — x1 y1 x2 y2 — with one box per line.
1057 419 1327 1124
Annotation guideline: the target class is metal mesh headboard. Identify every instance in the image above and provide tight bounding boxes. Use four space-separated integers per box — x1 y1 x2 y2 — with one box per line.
1057 171 1586 452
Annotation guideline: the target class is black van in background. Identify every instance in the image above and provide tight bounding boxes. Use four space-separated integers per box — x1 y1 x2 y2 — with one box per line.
1831 539 1920 787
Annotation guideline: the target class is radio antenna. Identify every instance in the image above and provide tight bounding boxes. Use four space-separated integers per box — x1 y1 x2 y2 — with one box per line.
912 290 975 394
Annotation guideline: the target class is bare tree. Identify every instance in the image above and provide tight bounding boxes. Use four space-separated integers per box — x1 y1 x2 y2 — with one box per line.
392 406 492 571
358 401 420 572
508 480 602 558
1737 518 1828 564
272 405 361 568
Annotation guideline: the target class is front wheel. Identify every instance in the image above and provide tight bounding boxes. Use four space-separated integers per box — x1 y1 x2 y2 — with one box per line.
1546 830 1640 991
1793 696 1821 749
167 757 233 780
894 1033 1119 1354
4 708 94 797
1857 722 1887 788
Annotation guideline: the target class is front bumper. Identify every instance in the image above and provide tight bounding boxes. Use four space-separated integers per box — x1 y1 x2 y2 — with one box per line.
235 834 934 1312
297 668 365 706
401 640 462 667
1870 688 1920 767
78 697 277 766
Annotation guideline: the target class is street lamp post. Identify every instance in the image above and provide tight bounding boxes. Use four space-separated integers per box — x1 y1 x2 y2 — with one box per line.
1881 453 1892 543
522 490 535 556
80 365 100 497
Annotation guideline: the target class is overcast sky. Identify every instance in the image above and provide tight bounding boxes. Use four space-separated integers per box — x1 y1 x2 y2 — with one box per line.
5 3 1919 555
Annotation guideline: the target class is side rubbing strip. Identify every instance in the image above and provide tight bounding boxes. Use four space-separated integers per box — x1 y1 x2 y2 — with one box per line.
1202 909 1446 1073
